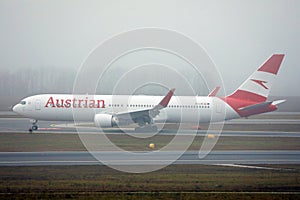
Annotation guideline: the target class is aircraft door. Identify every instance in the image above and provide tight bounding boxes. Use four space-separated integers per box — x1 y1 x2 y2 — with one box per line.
212 98 226 122
35 99 41 110
215 101 222 113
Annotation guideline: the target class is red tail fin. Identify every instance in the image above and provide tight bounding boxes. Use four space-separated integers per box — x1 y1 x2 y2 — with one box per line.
227 54 284 102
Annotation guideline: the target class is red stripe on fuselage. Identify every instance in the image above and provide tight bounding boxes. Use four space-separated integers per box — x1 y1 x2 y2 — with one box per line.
227 90 267 102
220 96 277 117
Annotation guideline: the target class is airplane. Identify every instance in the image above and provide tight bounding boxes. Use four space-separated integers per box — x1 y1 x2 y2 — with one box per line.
13 54 285 132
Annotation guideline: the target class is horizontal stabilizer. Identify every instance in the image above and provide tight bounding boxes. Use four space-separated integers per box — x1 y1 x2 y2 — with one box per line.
272 99 286 106
238 99 286 112
238 101 272 111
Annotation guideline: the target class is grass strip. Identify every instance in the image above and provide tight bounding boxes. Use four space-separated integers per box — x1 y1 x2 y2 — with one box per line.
0 165 299 196
0 132 300 152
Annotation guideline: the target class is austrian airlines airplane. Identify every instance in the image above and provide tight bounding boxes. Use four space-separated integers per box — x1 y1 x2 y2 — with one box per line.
13 54 285 132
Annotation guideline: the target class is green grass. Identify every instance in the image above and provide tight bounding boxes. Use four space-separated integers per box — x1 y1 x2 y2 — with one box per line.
0 132 299 152
0 165 299 199
1 192 299 200
0 132 85 151
0 165 299 192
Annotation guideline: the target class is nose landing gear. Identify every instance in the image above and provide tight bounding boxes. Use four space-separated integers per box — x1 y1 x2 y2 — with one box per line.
29 119 38 133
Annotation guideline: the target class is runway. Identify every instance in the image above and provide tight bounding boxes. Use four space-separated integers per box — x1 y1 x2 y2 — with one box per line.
0 150 299 166
1 118 300 137
0 115 300 167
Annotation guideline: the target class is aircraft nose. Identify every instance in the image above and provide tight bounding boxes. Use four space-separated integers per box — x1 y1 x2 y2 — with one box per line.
12 104 19 113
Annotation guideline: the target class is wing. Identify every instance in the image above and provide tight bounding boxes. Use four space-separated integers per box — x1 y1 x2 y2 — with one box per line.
116 88 175 126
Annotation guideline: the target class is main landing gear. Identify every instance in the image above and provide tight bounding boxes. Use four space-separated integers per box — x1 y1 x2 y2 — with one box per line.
134 117 158 132
29 119 38 133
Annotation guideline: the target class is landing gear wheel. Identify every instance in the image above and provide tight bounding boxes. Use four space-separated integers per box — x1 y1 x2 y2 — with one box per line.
32 125 38 130
29 119 38 133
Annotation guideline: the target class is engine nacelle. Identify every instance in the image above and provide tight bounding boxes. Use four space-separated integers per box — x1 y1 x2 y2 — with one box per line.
94 113 118 128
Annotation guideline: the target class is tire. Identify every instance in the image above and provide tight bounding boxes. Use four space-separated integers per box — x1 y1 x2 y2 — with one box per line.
32 125 38 130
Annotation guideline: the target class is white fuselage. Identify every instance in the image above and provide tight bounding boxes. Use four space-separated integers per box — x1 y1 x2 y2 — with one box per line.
12 55 285 127
13 94 239 123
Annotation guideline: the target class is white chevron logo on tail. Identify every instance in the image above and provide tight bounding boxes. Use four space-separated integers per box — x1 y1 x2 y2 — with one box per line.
250 79 268 89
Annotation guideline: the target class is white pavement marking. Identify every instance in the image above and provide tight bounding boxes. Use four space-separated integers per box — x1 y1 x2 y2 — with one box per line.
213 164 294 171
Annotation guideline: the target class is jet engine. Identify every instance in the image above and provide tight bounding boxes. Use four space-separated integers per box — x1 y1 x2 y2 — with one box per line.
94 113 118 128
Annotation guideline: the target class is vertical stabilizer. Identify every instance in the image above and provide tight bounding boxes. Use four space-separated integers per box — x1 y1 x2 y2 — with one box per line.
227 54 284 102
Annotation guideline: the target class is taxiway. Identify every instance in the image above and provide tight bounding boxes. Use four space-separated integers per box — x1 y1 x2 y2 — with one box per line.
0 115 299 167
0 150 299 166
1 118 300 137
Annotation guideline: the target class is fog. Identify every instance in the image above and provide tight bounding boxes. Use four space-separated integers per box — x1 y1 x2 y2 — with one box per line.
0 0 299 110
0 67 76 110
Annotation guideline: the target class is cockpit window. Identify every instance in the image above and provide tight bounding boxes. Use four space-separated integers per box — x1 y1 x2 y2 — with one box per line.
20 101 26 105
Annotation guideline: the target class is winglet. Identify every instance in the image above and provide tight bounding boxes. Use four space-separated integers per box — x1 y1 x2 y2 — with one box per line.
208 86 220 97
158 88 175 108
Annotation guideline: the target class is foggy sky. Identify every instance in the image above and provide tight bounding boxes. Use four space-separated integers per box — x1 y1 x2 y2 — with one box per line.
0 0 299 107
